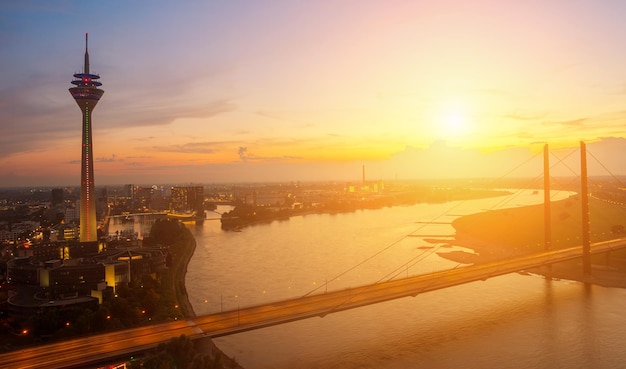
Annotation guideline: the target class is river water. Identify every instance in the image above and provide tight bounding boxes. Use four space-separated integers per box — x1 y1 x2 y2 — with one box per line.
185 190 626 369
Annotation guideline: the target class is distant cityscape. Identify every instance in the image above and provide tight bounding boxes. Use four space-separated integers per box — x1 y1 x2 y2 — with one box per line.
1 177 625 298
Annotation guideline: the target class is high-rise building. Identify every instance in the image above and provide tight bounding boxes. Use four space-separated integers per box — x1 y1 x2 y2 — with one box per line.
170 186 204 212
51 188 64 206
69 33 104 243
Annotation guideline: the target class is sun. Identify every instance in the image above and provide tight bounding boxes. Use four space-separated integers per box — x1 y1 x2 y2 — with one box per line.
443 111 468 133
436 99 474 140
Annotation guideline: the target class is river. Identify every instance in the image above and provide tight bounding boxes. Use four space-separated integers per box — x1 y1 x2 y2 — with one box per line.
185 189 626 369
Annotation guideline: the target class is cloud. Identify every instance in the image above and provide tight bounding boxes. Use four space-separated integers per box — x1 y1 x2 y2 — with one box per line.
238 146 250 161
99 97 236 129
134 136 156 142
96 154 120 162
0 63 236 158
502 112 548 121
150 142 220 154
542 118 587 127
237 146 301 163
390 141 541 180
0 78 77 157
254 110 287 122
124 162 145 167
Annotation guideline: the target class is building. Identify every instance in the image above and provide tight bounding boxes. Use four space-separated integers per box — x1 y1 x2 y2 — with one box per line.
170 186 204 212
0 221 39 244
51 188 64 206
133 186 157 212
98 248 167 281
69 33 104 244
64 200 80 224
6 246 165 309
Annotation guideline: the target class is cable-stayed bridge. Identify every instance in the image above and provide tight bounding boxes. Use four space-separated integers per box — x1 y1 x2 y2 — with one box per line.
2 237 625 369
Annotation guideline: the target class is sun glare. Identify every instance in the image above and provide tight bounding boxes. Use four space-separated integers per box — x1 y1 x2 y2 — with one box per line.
436 98 474 140
443 111 468 133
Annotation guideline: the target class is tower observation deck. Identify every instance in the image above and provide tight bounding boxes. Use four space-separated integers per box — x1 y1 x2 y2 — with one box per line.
69 33 104 243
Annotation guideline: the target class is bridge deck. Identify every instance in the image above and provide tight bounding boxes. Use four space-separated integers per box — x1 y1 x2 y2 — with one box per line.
2 238 625 369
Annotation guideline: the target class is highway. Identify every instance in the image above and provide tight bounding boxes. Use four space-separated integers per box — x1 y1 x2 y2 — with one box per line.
2 237 625 369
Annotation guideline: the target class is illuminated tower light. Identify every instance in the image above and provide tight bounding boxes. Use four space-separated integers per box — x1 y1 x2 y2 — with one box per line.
69 33 104 243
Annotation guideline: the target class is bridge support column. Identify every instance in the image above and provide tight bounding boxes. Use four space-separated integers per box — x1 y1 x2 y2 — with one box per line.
580 141 592 276
544 144 551 251
544 144 552 278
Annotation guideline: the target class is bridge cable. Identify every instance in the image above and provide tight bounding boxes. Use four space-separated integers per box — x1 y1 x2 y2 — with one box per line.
585 148 626 235
304 150 548 297
374 148 580 285
379 146 624 289
587 149 626 188
303 146 610 298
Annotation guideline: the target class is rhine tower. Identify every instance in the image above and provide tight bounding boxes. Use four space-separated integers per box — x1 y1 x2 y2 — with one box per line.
69 33 104 243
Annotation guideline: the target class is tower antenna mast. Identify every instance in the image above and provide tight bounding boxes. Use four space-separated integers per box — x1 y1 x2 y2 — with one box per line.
84 32 90 74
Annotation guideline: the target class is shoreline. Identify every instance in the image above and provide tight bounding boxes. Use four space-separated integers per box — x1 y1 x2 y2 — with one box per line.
176 195 625 367
219 188 511 230
178 226 244 369
441 196 626 288
178 228 197 318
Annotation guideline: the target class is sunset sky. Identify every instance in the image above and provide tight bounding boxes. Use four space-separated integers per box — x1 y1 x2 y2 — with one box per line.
1 1 625 187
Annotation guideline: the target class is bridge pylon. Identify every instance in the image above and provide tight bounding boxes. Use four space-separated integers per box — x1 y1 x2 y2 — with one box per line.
580 141 592 276
543 144 552 278
544 144 551 252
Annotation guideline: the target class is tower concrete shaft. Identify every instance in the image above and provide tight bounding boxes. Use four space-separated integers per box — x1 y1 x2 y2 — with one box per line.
69 33 104 243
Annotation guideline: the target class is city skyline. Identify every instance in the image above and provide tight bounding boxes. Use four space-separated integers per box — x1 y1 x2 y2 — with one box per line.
1 1 626 187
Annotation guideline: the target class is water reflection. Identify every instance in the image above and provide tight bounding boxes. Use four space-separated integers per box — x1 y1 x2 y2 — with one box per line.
184 192 626 369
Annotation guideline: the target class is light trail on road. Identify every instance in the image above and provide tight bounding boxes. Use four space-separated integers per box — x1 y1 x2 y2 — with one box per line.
2 238 624 369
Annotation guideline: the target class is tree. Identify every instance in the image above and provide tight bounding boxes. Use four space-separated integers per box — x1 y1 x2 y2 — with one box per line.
144 219 186 246
135 335 220 369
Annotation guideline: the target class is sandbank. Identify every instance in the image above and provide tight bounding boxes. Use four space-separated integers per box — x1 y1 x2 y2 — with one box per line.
442 195 626 288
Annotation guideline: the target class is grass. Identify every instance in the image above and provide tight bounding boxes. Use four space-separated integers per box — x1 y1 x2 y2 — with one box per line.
450 195 626 287
453 195 626 253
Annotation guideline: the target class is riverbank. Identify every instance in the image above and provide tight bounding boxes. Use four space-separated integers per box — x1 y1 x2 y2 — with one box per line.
176 227 197 318
220 188 511 230
177 226 244 369
444 195 626 288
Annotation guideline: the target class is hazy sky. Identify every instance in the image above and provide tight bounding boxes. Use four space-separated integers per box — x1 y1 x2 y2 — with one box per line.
1 1 625 186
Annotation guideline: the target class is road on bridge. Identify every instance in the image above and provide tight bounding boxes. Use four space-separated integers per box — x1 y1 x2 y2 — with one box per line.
2 238 625 368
